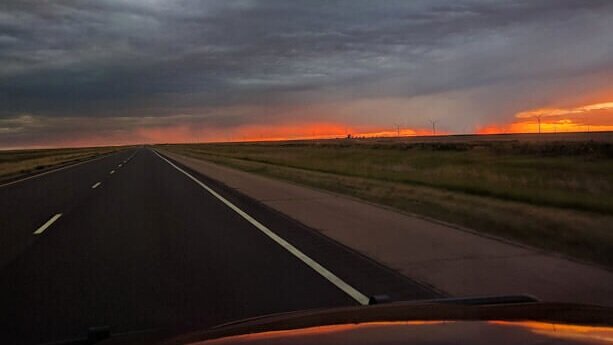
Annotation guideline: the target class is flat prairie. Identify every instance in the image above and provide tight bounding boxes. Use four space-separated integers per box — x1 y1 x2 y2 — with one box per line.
159 131 613 267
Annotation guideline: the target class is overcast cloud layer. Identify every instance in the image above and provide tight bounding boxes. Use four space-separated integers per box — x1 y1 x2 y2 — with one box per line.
1 0 613 147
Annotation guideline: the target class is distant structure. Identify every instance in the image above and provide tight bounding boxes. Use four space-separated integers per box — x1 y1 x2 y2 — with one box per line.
535 115 542 134
428 119 438 136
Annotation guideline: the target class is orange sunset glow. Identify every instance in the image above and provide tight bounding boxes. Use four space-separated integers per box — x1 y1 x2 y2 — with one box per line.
100 99 613 144
478 100 613 134
226 125 436 142
134 123 435 144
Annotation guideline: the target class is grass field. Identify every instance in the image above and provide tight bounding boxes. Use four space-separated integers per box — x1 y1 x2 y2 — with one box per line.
0 146 123 184
159 133 613 267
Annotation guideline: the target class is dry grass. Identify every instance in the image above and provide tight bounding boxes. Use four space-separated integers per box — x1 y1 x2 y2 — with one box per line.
159 136 613 267
0 146 123 183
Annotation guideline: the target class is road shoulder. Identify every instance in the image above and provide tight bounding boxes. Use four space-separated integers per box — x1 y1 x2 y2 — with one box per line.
159 149 613 307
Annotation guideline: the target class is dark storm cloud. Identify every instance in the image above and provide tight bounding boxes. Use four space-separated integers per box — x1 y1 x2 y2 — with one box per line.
1 0 613 146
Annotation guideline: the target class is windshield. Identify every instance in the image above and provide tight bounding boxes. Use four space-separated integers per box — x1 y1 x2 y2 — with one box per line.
1 2 612 345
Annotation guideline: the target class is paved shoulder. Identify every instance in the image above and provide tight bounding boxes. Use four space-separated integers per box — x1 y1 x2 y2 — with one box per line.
160 150 613 307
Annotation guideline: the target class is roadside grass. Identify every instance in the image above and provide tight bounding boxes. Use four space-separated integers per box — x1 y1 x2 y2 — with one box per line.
159 139 613 267
0 146 122 183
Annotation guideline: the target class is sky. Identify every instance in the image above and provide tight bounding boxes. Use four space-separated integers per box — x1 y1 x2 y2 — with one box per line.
1 0 613 148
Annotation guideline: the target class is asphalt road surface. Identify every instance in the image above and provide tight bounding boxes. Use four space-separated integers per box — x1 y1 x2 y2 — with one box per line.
0 147 439 345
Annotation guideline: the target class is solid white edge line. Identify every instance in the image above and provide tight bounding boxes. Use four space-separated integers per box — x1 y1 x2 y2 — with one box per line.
152 149 370 305
33 213 63 235
91 182 101 189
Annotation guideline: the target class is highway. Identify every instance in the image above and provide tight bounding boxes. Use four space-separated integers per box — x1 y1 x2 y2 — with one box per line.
0 147 439 344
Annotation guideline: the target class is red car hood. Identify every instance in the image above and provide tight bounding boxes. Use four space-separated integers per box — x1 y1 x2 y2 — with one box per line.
154 299 613 345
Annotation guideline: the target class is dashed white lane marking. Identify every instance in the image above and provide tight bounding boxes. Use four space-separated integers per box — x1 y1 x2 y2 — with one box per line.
110 170 115 174
153 150 370 305
118 164 123 168
124 151 137 163
0 150 128 189
33 213 63 235
91 182 101 189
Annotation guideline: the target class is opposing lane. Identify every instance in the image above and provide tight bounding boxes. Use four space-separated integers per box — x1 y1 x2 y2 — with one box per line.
0 148 438 344
0 148 137 268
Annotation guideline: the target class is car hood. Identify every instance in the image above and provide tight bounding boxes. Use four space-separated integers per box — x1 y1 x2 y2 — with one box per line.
154 300 613 345
187 320 613 345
